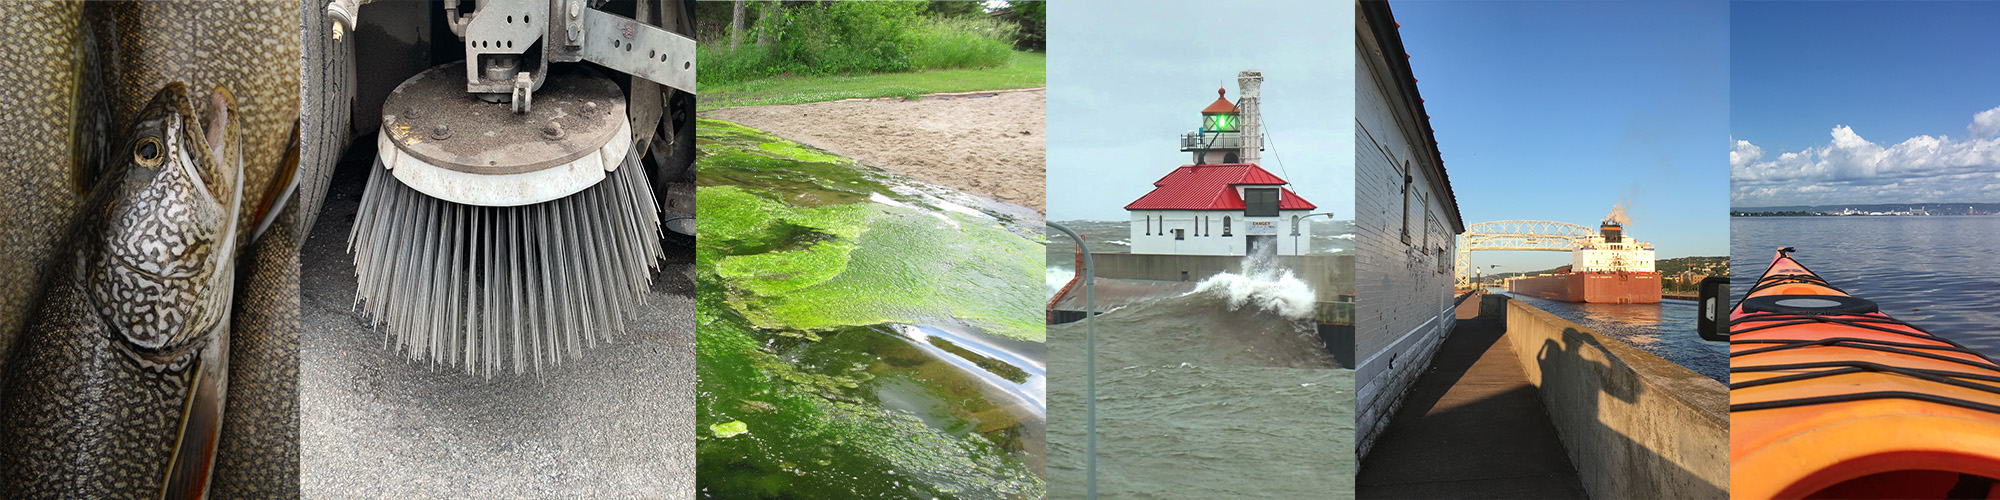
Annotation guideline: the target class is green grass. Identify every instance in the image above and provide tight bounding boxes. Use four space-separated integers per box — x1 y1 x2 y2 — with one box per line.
699 51 1044 110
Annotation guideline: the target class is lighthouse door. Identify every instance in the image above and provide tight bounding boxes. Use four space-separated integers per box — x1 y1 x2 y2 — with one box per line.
1247 235 1277 258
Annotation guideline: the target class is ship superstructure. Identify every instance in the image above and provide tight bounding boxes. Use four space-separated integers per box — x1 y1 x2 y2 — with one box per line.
1507 220 1662 303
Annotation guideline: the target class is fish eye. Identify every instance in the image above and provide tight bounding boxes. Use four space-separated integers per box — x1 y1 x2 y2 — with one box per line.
135 137 163 168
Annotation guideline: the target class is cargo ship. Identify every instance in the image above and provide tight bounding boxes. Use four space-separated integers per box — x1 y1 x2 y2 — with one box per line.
1505 220 1660 303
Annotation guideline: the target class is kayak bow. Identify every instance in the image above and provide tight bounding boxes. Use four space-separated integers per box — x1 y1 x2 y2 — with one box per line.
1732 248 2000 499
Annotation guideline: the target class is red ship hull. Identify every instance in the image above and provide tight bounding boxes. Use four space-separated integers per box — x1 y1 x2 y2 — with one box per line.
1507 272 1661 304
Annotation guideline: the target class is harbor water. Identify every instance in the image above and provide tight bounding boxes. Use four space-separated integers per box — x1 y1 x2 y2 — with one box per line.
1046 266 1355 499
1732 216 2000 358
1497 292 1727 383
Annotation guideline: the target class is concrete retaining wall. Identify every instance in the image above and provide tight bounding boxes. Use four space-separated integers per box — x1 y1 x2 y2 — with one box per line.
1498 296 1729 499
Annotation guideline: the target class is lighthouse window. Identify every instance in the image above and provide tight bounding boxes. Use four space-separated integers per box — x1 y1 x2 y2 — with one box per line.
1223 216 1233 236
1204 113 1238 132
1174 228 1185 240
1145 215 1152 235
1245 188 1280 217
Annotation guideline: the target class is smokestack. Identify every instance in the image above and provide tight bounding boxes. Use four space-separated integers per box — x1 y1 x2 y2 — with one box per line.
1601 221 1623 243
1238 70 1263 165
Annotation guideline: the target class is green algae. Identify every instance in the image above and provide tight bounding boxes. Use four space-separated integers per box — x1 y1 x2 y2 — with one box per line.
695 117 1046 498
697 118 890 208
735 210 1045 341
758 141 850 165
694 121 1044 341
696 282 1044 498
711 421 750 438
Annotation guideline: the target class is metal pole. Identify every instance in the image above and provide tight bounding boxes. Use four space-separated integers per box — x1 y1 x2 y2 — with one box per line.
1292 212 1336 256
1047 221 1097 500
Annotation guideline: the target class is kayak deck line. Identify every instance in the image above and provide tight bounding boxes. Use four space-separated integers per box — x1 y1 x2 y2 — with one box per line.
1730 247 2000 499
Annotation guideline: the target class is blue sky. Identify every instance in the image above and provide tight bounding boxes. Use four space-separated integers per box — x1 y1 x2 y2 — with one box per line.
1394 1 1730 271
1732 1 2000 208
1045 0 1352 223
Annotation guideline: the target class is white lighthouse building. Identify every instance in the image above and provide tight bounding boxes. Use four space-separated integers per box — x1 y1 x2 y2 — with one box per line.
1125 71 1317 256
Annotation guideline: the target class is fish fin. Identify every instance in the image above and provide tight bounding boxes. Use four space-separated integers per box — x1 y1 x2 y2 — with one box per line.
157 316 229 500
248 120 302 245
69 16 115 196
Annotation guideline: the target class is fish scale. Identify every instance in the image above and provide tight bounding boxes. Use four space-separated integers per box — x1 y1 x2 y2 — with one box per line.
1 83 240 500
97 0 298 239
0 2 93 377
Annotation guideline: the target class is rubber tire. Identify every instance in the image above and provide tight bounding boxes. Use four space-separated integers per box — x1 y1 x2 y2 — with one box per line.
298 0 355 245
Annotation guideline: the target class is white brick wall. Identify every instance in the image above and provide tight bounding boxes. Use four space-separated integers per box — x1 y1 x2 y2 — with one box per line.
1354 12 1464 458
1128 209 1313 255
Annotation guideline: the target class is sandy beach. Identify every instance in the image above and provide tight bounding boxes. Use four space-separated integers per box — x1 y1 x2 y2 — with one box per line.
704 89 1047 213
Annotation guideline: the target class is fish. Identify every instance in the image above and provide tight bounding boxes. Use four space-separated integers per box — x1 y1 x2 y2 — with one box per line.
91 2 307 494
0 82 242 500
95 0 299 239
0 0 114 378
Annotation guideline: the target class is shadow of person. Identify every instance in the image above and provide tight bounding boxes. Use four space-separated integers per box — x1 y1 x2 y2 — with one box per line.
1536 327 1725 499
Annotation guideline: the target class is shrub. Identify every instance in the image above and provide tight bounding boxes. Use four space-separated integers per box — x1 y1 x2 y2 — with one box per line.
696 1 1027 87
903 15 1017 70
769 2 924 75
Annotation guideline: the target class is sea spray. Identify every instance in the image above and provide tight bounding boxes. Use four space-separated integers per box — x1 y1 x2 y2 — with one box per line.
1046 267 1075 300
1186 249 1318 320
1188 269 1316 320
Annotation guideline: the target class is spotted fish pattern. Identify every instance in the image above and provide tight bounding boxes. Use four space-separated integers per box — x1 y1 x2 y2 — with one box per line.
0 83 239 499
0 1 93 376
212 196 301 498
91 108 233 366
97 0 298 239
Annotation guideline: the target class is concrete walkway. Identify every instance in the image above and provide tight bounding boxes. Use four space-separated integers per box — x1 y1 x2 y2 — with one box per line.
1356 295 1587 499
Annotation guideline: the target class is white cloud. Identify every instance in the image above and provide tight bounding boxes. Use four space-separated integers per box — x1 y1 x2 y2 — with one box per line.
1972 105 2000 139
1729 138 1762 172
1733 105 2000 206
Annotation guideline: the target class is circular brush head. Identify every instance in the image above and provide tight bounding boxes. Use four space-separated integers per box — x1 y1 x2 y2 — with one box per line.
346 146 664 376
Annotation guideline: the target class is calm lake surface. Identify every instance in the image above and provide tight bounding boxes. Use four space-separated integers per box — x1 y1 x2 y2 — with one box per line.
1501 292 1728 383
1732 216 2000 357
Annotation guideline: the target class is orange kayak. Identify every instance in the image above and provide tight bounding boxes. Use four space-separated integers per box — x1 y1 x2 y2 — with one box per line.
1732 248 2000 499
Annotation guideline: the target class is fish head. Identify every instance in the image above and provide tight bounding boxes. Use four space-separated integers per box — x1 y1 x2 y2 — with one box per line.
86 82 242 370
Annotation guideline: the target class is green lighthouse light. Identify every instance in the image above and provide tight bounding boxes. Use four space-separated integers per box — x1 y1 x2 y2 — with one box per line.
1205 112 1238 132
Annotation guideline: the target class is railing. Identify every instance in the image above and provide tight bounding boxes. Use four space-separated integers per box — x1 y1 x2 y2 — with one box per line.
1179 131 1254 151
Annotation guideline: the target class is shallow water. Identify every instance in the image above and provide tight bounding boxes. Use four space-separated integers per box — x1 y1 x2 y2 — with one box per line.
695 118 1046 497
1732 216 2000 357
1501 293 1728 383
1045 283 1355 498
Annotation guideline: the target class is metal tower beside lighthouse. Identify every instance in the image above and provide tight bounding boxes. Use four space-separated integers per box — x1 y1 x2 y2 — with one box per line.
1127 71 1316 256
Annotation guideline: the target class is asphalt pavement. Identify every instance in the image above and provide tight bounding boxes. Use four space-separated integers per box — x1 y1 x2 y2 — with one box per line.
298 140 695 498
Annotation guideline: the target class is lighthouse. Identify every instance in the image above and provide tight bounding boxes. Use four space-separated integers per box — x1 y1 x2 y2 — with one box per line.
1126 71 1316 256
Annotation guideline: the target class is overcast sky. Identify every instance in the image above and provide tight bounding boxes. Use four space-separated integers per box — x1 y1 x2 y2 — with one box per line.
1045 0 1353 222
1395 1 1730 271
1731 2 2000 208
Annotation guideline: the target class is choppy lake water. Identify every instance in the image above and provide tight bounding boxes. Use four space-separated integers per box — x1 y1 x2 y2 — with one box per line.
1046 271 1355 499
1732 216 2000 357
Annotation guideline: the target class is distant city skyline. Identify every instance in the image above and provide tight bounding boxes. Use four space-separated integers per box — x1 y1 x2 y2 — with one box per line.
1395 1 1730 271
1732 1 2000 208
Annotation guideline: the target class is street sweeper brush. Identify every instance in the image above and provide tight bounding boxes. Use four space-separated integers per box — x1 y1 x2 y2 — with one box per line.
347 62 664 376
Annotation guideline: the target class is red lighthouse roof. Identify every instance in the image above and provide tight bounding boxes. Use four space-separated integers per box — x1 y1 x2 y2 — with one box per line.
1201 88 1239 115
1124 163 1317 211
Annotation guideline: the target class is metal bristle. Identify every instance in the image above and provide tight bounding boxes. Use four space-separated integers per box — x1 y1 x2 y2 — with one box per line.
347 147 665 376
